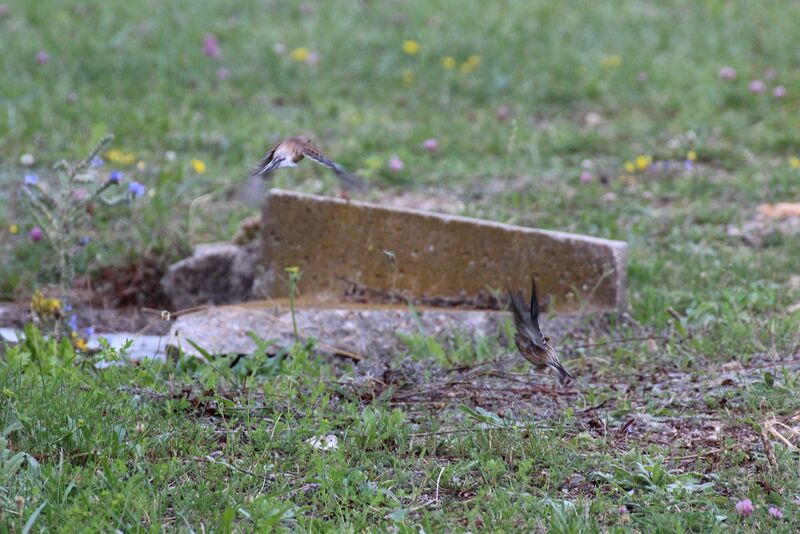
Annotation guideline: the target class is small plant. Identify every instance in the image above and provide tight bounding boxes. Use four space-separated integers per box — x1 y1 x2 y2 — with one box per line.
285 266 301 340
19 134 141 335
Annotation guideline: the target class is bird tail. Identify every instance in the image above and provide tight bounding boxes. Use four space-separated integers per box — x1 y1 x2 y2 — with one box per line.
252 156 282 177
332 164 366 191
547 358 575 385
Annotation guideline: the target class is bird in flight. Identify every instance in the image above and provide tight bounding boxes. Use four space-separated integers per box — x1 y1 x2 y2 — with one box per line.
253 136 364 191
508 277 575 385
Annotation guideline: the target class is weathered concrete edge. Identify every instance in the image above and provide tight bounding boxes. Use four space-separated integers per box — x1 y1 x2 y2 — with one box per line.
264 188 628 250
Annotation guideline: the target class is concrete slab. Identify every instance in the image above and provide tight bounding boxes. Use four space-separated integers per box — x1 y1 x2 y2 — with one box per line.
253 189 627 313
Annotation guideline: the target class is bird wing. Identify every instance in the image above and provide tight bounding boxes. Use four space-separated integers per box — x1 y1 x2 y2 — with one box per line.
303 147 365 191
507 286 546 346
252 147 279 176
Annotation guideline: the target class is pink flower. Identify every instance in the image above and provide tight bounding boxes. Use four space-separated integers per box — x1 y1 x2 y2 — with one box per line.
735 499 754 517
35 51 49 65
496 105 510 121
768 506 783 519
422 138 439 152
203 34 222 59
216 67 230 81
66 92 77 104
306 50 320 66
29 226 43 242
580 171 593 183
749 80 765 94
0 4 10 18
773 85 786 99
719 66 737 80
388 155 404 172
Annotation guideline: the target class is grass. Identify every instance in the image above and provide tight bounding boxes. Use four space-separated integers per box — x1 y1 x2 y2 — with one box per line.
1 0 800 531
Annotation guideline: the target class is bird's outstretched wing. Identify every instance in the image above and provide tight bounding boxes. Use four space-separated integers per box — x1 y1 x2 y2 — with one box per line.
303 147 365 191
507 283 546 347
252 148 280 176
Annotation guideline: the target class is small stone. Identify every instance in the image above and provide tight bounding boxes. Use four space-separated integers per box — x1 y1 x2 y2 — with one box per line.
161 242 259 309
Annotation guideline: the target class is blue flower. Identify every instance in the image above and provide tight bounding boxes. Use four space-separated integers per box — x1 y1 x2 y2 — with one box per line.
90 156 104 168
64 303 73 312
84 326 94 337
68 314 78 332
684 160 694 171
79 236 91 246
108 170 123 184
24 173 38 185
128 181 146 198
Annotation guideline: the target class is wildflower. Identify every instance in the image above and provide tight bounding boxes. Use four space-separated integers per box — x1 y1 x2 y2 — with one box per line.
273 42 287 55
305 50 320 66
624 161 635 173
35 51 49 65
90 156 104 168
24 173 38 185
388 155 404 172
719 66 737 80
735 498 754 517
684 160 694 171
496 105 510 121
29 226 43 242
580 171 593 183
363 156 383 169
20 154 34 166
136 161 146 172
460 54 481 74
164 150 177 162
773 85 786 99
216 66 230 81
686 150 697 161
285 266 300 275
68 314 78 332
9 224 18 235
203 34 222 59
441 56 456 70
290 47 310 62
108 170 123 184
402 69 414 86
768 506 783 519
790 156 800 169
749 80 765 94
31 291 61 316
422 138 439 152
79 236 91 246
190 159 207 174
128 181 146 198
66 92 77 104
74 337 88 351
0 4 9 18
635 155 652 170
601 55 622 69
402 40 420 55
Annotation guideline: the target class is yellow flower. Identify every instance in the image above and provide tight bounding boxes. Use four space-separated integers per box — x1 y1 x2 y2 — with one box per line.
601 55 622 69
402 69 415 86
285 266 300 275
402 40 420 55
623 161 635 173
136 161 146 171
106 149 123 163
441 56 456 70
364 156 383 169
686 150 697 161
459 54 481 74
9 224 18 235
635 155 652 170
190 159 207 174
290 47 310 62
75 337 88 351
790 156 800 169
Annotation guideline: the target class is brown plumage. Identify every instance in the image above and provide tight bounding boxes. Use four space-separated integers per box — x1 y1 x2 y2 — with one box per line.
508 277 574 385
253 136 364 191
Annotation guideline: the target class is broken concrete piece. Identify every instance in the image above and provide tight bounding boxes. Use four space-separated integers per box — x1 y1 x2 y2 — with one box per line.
166 302 575 360
161 242 258 309
253 190 628 313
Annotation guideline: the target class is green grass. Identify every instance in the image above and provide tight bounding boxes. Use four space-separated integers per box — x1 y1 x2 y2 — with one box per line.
2 0 800 531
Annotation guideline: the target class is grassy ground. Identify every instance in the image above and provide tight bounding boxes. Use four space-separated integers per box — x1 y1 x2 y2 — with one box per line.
2 0 800 531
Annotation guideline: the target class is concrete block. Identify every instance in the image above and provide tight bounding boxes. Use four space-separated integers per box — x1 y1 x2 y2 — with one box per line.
253 189 628 313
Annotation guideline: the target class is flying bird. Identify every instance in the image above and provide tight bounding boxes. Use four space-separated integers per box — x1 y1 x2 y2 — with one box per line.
508 277 574 385
252 136 364 191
